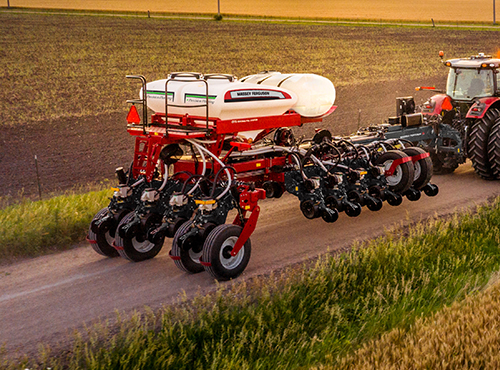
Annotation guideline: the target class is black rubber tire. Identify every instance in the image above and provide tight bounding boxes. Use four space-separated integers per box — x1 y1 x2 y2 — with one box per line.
114 212 164 262
468 108 499 180
202 224 251 281
88 207 120 258
300 200 319 219
344 201 362 217
374 150 414 193
402 147 433 190
429 152 458 175
170 221 205 274
487 120 500 180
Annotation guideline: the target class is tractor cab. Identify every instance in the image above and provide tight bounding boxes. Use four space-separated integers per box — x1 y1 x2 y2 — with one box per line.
444 53 500 102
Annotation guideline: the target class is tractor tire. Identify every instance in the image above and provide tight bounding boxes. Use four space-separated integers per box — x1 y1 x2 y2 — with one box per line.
402 147 433 190
487 120 500 180
88 207 120 258
468 108 499 180
115 212 164 262
202 224 251 281
170 221 205 274
374 150 414 193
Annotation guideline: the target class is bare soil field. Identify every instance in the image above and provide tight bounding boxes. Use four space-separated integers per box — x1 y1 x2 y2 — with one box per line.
7 0 499 23
1 12 499 201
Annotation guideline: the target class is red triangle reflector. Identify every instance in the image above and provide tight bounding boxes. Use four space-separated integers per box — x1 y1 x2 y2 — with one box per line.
127 105 141 124
442 97 453 111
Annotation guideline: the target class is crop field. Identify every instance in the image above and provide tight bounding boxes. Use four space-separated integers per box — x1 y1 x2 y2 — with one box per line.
1 10 500 201
7 0 500 23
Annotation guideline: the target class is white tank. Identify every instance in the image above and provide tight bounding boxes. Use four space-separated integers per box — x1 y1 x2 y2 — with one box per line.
240 72 336 118
141 76 298 121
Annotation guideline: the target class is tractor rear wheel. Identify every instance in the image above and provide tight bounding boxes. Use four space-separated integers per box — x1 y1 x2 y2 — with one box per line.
88 207 120 258
487 120 500 180
375 150 414 193
403 147 433 189
170 221 205 274
202 224 251 281
468 108 499 180
115 212 164 262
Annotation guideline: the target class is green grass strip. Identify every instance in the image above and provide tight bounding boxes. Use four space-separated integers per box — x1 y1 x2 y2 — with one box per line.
5 197 500 369
335 277 500 369
0 189 111 260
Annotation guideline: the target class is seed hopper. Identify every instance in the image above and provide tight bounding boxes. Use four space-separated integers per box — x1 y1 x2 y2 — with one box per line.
88 71 438 281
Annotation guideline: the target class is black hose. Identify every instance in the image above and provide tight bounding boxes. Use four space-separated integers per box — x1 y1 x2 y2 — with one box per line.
181 174 206 195
210 166 237 198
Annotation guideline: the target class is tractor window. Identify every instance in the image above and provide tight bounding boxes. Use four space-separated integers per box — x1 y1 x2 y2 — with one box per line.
446 68 495 100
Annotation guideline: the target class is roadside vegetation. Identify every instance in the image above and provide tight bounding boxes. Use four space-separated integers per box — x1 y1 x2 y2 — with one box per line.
336 276 500 369
0 188 111 260
3 197 499 369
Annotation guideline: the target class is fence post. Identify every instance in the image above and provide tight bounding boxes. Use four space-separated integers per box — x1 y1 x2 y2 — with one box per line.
34 155 42 201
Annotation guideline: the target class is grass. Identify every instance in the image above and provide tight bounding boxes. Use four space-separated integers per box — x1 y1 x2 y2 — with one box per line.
0 188 111 260
336 274 500 369
2 11 500 126
3 197 500 369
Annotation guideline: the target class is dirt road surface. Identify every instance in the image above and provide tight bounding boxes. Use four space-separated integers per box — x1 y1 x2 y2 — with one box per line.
1 162 499 357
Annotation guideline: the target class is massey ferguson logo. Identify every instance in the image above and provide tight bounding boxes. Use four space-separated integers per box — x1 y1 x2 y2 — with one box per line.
225 89 290 102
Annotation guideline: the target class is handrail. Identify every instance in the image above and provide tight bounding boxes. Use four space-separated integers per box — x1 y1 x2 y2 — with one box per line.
204 73 236 82
126 75 148 135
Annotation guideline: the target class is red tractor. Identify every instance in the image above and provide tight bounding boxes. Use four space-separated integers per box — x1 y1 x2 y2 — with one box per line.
417 51 500 179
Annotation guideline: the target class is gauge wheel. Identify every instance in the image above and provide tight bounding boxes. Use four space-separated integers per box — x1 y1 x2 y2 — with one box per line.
115 212 164 262
202 224 251 281
403 147 433 190
375 150 414 193
170 221 205 274
88 207 120 258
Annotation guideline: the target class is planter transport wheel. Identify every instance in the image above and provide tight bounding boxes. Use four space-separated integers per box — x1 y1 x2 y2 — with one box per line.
402 147 433 190
114 212 164 262
88 207 120 258
170 221 205 274
375 150 414 193
202 224 251 281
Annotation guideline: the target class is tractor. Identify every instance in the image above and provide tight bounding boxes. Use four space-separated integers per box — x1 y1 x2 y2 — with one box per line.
417 51 500 179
